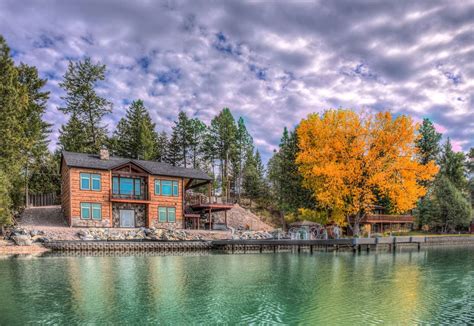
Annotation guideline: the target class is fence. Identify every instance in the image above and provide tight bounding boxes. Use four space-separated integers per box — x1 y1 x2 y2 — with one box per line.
27 193 59 207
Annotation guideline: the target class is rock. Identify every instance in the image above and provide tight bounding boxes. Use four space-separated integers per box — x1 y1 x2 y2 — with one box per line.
77 230 88 238
12 235 32 246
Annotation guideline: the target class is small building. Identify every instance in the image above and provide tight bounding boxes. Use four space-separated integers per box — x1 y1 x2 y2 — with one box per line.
60 150 232 229
357 206 415 234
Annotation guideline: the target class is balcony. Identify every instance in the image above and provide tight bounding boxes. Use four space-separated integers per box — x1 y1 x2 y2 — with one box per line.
111 175 148 203
363 214 414 223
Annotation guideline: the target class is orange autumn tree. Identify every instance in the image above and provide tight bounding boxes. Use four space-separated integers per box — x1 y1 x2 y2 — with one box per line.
296 109 438 235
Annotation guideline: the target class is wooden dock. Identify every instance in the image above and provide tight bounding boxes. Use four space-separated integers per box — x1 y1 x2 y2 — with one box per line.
211 237 426 253
42 236 427 253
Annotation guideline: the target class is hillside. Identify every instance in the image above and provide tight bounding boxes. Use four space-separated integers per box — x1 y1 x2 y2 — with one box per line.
214 204 274 231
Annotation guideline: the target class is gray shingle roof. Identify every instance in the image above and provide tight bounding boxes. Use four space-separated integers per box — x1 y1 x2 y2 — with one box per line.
62 151 212 181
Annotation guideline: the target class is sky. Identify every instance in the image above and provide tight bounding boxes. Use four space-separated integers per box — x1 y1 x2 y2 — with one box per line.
1 0 473 161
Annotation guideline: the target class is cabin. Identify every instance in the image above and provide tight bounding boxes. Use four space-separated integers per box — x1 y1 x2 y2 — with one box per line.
357 205 415 234
60 150 233 229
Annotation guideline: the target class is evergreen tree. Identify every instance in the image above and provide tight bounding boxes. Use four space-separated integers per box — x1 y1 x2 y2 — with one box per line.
267 127 314 214
433 175 472 232
0 170 12 229
0 35 29 176
172 111 191 167
233 117 254 201
155 131 169 162
58 113 90 152
167 129 182 166
439 139 468 191
416 118 442 165
189 118 207 169
111 100 158 160
58 57 112 153
208 108 237 198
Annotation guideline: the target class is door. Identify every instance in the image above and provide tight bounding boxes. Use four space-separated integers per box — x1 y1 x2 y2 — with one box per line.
119 209 135 228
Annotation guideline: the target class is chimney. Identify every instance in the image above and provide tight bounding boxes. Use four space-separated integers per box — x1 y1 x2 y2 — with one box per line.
99 147 109 160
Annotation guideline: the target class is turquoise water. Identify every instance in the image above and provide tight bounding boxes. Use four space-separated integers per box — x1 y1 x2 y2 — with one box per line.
0 248 473 325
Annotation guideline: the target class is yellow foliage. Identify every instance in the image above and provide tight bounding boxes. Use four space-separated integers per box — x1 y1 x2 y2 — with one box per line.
296 109 438 221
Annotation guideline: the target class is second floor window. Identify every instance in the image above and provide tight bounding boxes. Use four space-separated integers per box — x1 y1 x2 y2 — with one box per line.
154 179 179 196
112 176 142 197
80 173 101 191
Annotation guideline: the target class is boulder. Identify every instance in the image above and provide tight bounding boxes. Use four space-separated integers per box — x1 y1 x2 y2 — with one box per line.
12 235 32 246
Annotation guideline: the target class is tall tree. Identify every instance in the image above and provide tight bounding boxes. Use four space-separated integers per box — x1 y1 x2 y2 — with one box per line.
439 139 468 192
233 117 254 201
416 118 442 165
155 131 169 162
296 110 438 235
58 113 90 152
432 175 472 232
58 57 112 153
208 108 237 198
0 35 29 177
189 118 207 169
267 128 314 215
111 100 158 160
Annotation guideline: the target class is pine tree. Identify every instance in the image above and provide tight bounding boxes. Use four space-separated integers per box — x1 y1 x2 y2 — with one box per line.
268 127 314 214
208 108 237 198
416 118 442 165
156 131 169 162
111 100 158 160
58 113 90 152
189 118 207 169
58 57 112 153
440 139 467 192
0 35 29 176
0 170 12 229
233 117 254 201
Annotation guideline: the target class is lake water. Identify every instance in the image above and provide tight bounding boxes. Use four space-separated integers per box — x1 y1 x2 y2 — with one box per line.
1 247 473 325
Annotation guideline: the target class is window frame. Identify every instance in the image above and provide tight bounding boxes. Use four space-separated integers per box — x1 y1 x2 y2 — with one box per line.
154 179 179 197
157 206 177 223
80 173 101 191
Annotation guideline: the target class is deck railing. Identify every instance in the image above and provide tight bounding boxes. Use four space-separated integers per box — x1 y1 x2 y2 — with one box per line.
363 214 414 223
27 193 59 207
185 193 235 206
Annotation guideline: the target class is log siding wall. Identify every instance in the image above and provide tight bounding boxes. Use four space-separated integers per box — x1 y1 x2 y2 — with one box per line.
64 165 184 228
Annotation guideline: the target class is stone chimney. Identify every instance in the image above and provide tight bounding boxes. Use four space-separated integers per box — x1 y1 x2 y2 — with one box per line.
99 147 110 160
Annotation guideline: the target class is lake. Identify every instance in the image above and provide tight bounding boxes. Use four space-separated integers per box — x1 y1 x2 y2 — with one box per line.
1 247 473 324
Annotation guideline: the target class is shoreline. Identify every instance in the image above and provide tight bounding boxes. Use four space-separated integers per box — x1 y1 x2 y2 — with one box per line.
2 235 474 256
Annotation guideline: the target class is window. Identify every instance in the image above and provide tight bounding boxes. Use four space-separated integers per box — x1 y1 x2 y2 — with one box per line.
155 179 179 197
173 181 179 196
158 207 177 223
112 176 142 197
158 207 167 222
80 173 101 191
168 207 176 222
162 180 172 196
81 203 102 220
154 180 160 195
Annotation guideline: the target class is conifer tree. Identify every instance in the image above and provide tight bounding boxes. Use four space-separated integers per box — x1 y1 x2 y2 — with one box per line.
189 118 207 169
439 139 468 192
233 117 254 201
58 113 90 152
416 118 442 165
156 131 169 162
111 100 158 160
58 57 112 153
208 108 237 198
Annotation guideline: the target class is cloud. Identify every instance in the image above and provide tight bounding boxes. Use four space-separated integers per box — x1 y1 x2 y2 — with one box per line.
0 0 473 162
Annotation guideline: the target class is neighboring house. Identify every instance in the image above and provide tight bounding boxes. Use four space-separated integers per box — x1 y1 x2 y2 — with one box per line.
356 205 415 234
61 150 232 229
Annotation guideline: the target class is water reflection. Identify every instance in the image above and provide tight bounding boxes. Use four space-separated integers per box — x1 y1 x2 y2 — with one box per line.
0 248 474 324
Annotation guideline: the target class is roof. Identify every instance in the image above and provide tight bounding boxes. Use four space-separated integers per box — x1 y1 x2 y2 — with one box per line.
62 151 212 181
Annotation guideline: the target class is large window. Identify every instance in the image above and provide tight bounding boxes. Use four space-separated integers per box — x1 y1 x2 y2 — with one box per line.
158 207 176 223
80 203 102 220
112 176 142 198
80 173 101 191
154 179 179 197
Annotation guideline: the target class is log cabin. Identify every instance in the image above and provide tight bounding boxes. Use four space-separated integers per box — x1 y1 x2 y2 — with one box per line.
60 149 233 229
